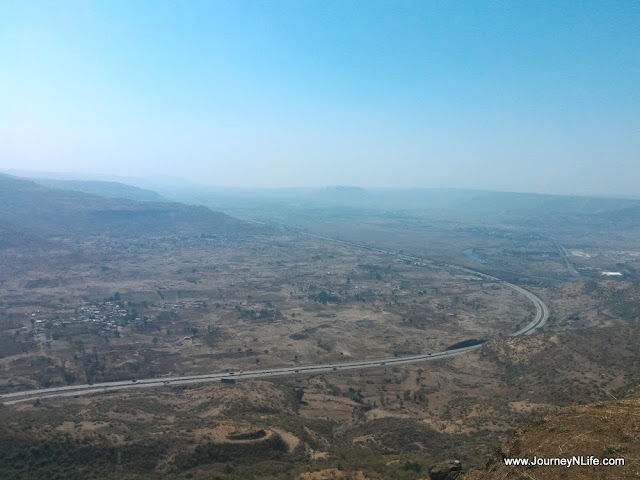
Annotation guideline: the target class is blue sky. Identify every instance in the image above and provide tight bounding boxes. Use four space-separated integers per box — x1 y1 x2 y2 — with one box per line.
1 0 638 194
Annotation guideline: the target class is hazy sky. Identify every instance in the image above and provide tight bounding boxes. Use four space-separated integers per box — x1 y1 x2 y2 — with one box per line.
1 1 638 194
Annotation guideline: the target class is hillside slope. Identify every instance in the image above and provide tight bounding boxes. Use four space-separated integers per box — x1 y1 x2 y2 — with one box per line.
0 174 254 238
31 178 166 202
465 399 640 479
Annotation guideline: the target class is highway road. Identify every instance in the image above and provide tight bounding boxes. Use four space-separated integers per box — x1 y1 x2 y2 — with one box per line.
1 234 549 405
553 240 580 276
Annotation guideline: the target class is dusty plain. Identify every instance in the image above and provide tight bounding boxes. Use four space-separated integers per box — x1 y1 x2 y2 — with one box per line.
1 205 639 479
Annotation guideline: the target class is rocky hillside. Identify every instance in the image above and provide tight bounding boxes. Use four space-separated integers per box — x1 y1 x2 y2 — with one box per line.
465 399 640 479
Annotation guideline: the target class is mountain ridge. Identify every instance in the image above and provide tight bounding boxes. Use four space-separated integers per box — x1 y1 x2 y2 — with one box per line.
0 174 255 239
31 178 166 202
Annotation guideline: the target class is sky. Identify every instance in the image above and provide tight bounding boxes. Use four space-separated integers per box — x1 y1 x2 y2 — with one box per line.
1 0 639 195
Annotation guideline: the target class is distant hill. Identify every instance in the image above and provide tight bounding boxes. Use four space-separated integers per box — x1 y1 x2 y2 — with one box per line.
31 178 166 202
0 174 254 239
2 169 201 191
0 220 53 250
310 186 372 203
365 189 640 216
165 185 640 216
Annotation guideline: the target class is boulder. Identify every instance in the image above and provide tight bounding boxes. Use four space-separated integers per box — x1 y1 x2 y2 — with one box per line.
428 460 462 480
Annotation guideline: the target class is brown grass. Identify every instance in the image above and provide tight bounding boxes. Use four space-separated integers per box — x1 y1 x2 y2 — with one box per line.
465 399 640 479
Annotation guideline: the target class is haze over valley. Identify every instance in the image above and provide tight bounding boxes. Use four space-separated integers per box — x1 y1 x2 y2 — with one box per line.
1 1 639 479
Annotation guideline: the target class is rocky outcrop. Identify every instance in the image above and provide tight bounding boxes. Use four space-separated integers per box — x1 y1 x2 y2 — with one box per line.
429 459 462 480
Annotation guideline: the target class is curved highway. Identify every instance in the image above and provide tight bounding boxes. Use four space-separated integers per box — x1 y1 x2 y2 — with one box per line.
1 234 549 405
